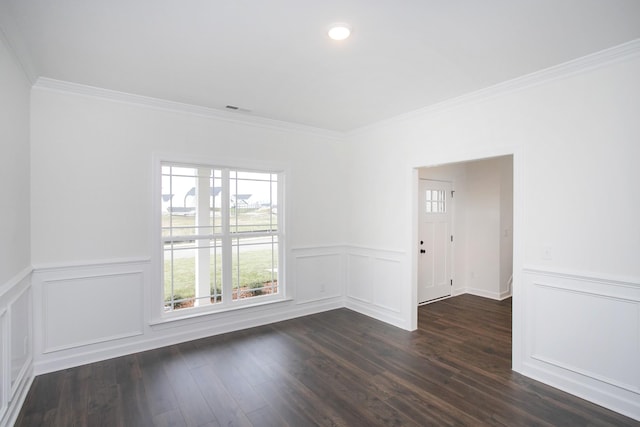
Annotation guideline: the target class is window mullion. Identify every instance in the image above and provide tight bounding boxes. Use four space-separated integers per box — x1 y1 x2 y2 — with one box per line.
194 167 212 307
221 168 232 303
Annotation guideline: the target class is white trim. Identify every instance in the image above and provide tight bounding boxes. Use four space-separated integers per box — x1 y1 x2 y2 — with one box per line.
523 265 640 289
32 258 150 273
522 268 640 421
349 38 640 136
0 266 33 299
291 246 345 305
522 361 640 423
1 369 33 427
0 267 34 427
455 287 513 301
344 244 407 256
460 287 507 301
33 77 344 140
530 352 639 395
148 297 294 327
41 272 145 354
344 246 408 328
290 244 346 253
7 286 32 398
344 298 408 330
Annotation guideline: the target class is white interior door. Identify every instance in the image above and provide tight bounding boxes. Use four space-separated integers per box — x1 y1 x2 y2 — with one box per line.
418 179 452 304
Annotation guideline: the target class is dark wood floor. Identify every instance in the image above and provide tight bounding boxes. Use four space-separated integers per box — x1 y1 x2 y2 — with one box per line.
16 295 640 426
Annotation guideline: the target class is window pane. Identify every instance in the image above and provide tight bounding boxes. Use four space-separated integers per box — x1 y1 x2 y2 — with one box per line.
161 166 221 237
164 243 196 311
163 238 223 311
425 190 446 214
230 170 277 233
232 236 278 300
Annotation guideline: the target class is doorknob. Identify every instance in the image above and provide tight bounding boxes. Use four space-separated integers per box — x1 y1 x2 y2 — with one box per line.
420 249 426 254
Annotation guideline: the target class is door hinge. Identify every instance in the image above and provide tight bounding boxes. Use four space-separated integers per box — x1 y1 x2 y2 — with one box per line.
451 190 455 198
450 279 453 286
450 235 453 242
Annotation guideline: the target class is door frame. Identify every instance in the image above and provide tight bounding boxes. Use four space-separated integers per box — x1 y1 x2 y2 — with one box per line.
409 146 523 372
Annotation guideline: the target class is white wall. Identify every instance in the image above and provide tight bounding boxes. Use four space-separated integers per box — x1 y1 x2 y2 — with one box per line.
0 31 34 427
465 156 512 299
344 46 640 419
0 33 30 285
29 84 349 373
30 88 347 263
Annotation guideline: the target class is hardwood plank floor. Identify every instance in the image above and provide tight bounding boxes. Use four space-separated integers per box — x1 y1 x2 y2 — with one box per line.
15 295 640 426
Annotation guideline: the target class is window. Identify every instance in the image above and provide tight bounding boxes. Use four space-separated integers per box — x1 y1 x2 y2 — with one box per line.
161 163 282 313
425 190 446 213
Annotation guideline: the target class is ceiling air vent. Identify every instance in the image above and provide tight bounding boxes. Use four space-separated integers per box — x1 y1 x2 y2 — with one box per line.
225 104 252 113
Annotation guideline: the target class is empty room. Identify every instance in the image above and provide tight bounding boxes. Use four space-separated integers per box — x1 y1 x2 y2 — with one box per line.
1 1 639 425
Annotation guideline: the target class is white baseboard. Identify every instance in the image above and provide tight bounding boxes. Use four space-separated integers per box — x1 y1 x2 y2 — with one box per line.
522 361 640 422
456 286 506 300
345 297 409 330
1 367 34 427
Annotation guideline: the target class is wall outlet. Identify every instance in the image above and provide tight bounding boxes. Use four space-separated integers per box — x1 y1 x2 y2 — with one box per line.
542 246 553 260
319 283 325 293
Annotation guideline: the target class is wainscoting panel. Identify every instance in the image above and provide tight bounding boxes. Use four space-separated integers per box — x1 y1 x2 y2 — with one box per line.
371 256 402 313
10 287 31 394
31 255 345 375
0 267 33 427
345 247 409 330
522 267 640 421
346 253 372 304
35 262 146 354
292 247 343 304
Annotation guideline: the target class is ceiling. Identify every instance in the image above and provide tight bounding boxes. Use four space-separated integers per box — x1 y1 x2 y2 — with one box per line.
2 0 640 132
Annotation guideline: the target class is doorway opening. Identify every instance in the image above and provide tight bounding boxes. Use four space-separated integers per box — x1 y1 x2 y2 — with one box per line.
416 155 514 306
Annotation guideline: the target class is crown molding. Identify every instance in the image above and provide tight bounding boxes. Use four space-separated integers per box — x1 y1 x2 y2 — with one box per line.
32 77 344 141
348 38 640 137
29 38 640 139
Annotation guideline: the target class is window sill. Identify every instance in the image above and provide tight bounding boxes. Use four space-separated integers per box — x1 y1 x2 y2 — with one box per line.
148 296 293 327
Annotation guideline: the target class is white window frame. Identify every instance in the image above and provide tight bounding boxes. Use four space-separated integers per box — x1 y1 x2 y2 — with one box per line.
151 154 286 323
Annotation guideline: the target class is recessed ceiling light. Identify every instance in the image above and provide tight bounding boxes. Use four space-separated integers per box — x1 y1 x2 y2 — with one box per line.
328 23 351 41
